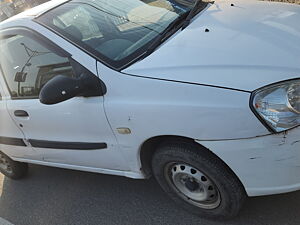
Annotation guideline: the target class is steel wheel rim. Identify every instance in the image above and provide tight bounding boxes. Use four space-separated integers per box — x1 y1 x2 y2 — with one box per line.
164 162 221 209
0 154 12 174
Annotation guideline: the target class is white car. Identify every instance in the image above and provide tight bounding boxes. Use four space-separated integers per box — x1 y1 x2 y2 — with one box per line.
0 0 299 219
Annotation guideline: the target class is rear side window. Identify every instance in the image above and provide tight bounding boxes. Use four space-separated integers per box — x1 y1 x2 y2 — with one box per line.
0 34 75 99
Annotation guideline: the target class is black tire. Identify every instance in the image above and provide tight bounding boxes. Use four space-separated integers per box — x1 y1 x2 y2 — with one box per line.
0 152 28 180
151 141 246 220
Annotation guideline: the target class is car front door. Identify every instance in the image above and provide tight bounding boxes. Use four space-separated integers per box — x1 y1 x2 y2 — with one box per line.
0 28 127 171
0 73 36 160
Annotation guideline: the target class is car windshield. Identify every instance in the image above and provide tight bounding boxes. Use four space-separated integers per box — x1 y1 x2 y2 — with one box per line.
37 0 205 70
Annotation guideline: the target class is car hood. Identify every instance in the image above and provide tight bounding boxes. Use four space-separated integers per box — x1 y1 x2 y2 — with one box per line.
123 0 300 92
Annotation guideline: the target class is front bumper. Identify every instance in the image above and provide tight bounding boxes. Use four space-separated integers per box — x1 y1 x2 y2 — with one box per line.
196 126 300 197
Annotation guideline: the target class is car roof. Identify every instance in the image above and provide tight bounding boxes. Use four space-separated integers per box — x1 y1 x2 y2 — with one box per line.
0 0 68 28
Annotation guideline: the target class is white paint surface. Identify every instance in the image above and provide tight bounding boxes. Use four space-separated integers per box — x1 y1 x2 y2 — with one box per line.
0 0 300 198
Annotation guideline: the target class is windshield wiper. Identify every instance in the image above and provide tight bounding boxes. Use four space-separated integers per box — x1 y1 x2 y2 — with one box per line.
143 12 189 58
143 1 209 58
182 0 205 30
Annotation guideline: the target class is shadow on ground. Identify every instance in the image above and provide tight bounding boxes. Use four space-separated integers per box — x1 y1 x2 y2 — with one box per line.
0 165 300 225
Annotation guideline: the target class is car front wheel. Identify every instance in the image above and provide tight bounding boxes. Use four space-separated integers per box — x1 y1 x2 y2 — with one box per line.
151 141 246 220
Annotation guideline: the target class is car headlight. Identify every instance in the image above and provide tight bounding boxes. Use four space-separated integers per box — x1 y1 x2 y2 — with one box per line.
251 79 300 132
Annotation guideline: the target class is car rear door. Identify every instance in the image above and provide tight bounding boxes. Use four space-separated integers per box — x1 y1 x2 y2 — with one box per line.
0 28 128 171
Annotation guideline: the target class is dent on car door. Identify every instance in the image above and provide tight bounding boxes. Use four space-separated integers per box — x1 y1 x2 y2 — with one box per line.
0 28 128 171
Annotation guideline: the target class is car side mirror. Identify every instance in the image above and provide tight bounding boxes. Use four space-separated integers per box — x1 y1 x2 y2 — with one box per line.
39 73 105 105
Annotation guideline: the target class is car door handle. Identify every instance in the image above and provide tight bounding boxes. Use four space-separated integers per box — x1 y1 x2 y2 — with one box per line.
14 110 29 117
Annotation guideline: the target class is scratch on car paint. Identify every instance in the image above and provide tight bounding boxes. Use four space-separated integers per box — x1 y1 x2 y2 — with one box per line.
275 156 294 162
291 140 300 145
249 157 262 160
195 133 271 142
277 131 287 146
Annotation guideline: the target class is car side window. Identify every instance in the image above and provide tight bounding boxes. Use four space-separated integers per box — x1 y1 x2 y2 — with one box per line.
0 34 75 99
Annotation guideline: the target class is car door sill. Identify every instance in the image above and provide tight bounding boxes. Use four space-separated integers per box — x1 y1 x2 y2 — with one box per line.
11 157 146 179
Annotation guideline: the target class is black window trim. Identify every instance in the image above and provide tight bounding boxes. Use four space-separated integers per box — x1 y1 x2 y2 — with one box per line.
0 26 73 100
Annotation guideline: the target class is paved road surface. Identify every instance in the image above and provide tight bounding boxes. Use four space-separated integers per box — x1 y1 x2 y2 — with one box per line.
0 165 300 225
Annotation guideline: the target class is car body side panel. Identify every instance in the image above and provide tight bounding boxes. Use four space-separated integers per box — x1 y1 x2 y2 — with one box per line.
97 63 269 173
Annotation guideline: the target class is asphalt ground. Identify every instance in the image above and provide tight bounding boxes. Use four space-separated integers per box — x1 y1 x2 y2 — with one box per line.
0 165 300 225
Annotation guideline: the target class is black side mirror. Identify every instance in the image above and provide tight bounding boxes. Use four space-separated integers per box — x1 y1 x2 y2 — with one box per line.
39 73 105 105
